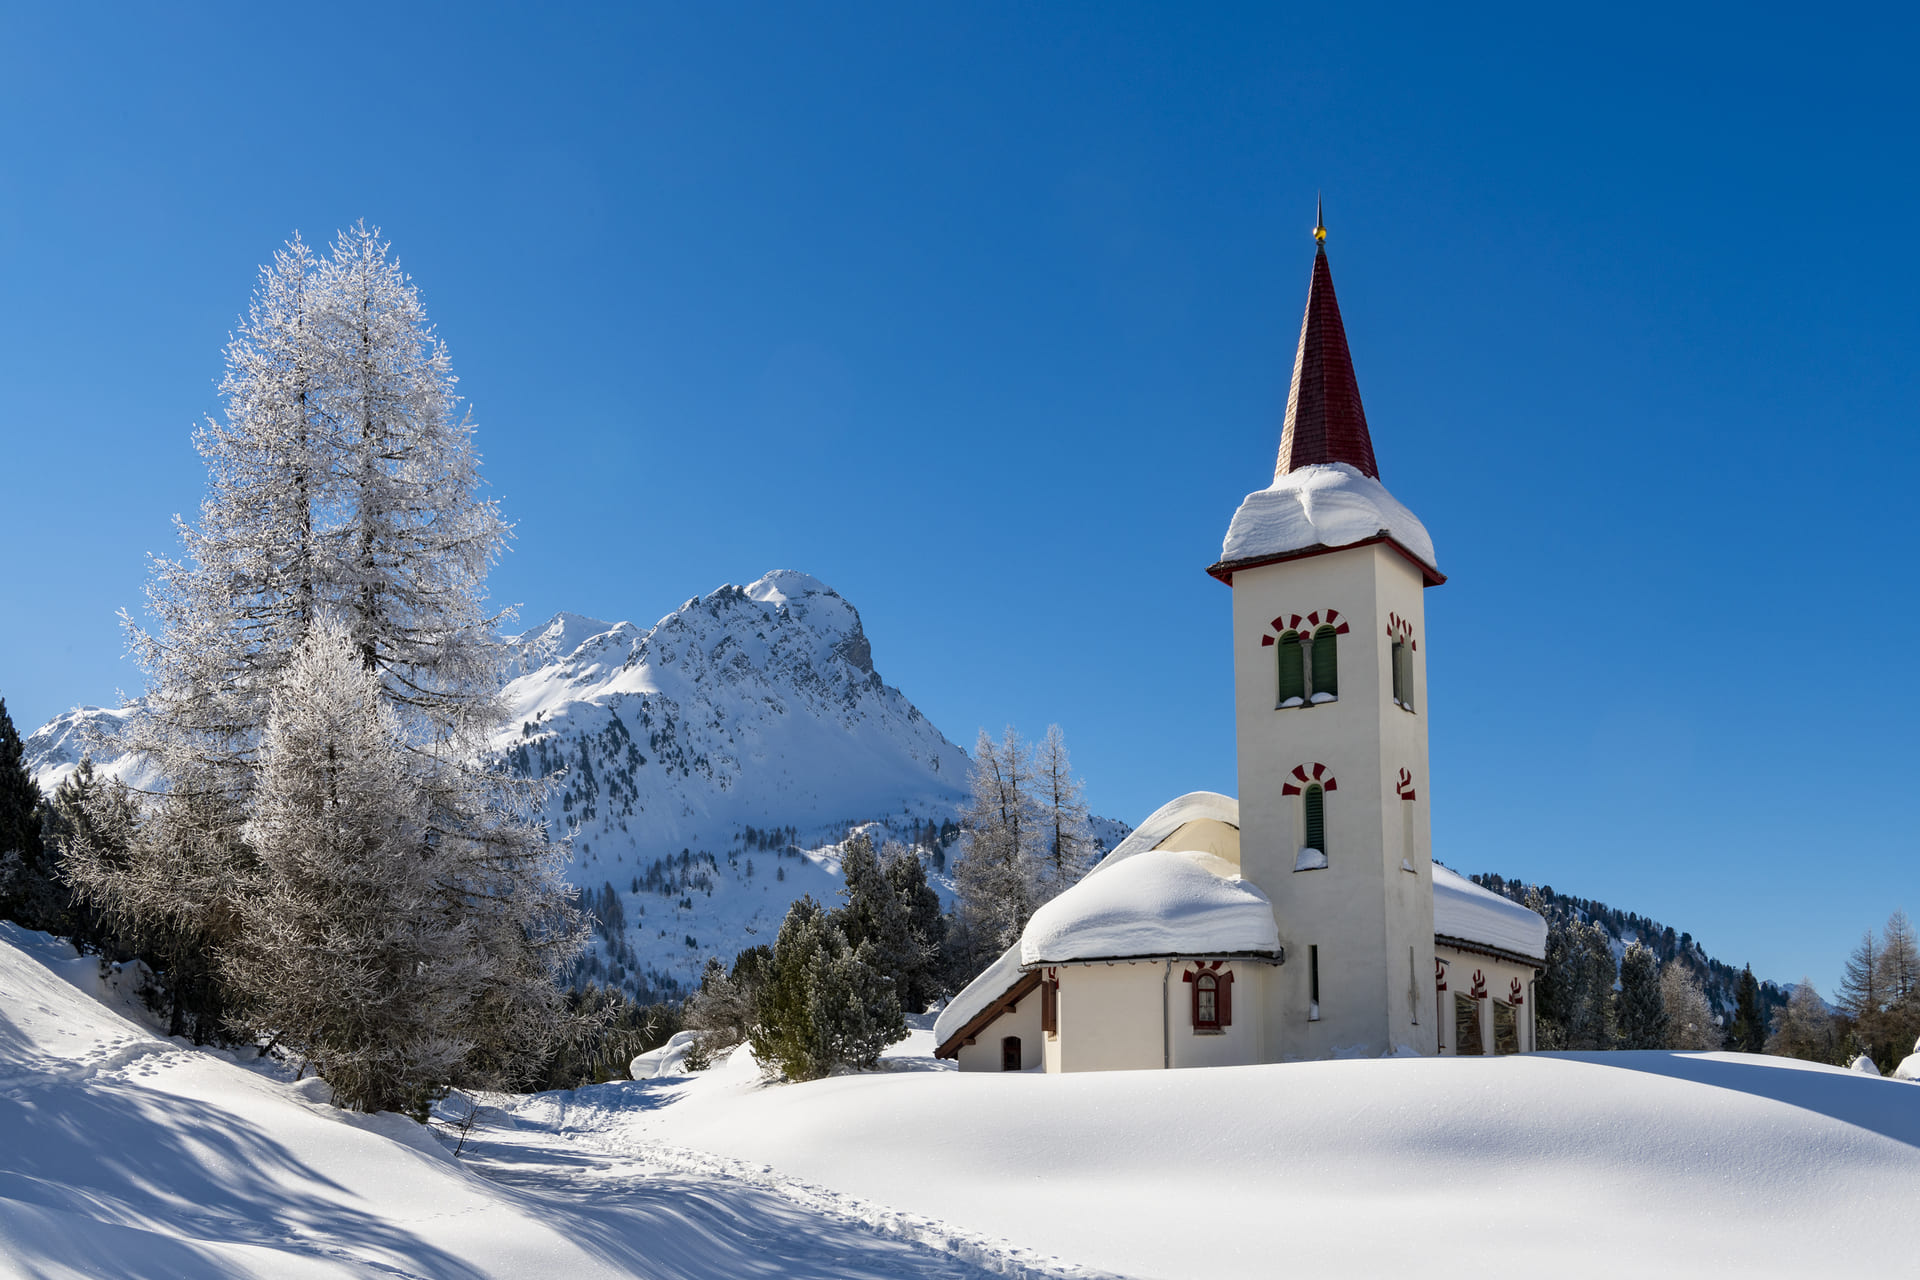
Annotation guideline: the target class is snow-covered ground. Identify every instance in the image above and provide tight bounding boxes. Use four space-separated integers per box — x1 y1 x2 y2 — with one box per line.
6 924 1919 1279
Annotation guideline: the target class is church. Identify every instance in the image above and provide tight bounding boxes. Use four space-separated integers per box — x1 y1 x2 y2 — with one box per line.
933 214 1548 1070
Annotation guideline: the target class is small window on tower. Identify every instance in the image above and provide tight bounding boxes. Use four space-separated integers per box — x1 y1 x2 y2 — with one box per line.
1276 631 1305 706
1309 626 1339 701
1391 639 1414 710
1295 784 1328 870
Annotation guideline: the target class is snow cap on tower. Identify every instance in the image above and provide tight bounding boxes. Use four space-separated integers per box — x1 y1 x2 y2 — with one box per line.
1275 200 1379 481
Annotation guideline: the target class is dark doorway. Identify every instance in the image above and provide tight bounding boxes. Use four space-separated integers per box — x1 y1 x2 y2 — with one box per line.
1001 1036 1022 1071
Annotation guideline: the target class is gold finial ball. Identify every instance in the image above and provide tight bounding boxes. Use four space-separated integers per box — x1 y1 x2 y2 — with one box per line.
1313 223 1327 245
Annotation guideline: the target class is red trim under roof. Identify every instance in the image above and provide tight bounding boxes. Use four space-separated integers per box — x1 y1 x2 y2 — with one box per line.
1207 534 1446 588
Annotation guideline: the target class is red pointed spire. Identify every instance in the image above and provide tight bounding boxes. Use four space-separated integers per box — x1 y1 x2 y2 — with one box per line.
1275 209 1379 480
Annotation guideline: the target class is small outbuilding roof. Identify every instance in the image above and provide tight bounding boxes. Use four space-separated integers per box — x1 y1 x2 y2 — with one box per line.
1021 849 1280 967
1433 864 1548 962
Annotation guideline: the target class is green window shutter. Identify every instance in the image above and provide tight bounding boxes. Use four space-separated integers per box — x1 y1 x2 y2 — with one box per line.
1311 627 1339 697
1303 785 1326 853
1276 633 1305 703
1391 640 1405 704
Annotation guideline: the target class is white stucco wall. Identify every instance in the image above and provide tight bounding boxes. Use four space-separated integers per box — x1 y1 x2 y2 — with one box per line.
1229 542 1439 1060
953 985 1045 1072
1042 960 1273 1073
1433 946 1537 1055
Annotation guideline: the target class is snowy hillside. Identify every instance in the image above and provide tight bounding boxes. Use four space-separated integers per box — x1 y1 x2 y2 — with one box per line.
24 570 1129 1001
8 922 1916 1280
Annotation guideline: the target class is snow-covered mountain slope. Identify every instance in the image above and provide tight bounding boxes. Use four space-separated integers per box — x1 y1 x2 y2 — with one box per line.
0 925 1014 1280
25 570 1130 1001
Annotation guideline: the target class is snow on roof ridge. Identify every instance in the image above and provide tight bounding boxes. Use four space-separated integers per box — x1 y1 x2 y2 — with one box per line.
1217 462 1438 579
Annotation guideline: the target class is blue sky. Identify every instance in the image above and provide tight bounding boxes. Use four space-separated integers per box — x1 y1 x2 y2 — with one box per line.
3 3 1914 994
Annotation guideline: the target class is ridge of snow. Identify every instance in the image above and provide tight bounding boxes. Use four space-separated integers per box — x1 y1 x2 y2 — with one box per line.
1433 863 1548 960
1020 849 1279 966
1219 462 1438 575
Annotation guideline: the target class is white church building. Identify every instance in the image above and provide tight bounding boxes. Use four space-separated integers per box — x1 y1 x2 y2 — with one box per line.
933 216 1547 1071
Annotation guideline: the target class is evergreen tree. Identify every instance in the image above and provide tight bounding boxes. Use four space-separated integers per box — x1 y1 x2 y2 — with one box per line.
749 895 903 1081
1527 888 1573 1050
882 841 947 1009
1032 724 1095 901
1659 959 1723 1050
1566 921 1618 1050
1731 965 1766 1053
0 697 53 929
1615 942 1668 1049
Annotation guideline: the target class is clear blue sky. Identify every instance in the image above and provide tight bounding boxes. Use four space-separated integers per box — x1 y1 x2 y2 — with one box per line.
3 4 1914 995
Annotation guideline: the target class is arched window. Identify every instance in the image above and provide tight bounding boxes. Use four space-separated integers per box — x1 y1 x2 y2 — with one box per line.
1275 631 1305 705
1391 638 1411 708
1000 1036 1022 1071
1303 783 1326 855
1193 972 1218 1029
1309 626 1339 699
1185 965 1233 1032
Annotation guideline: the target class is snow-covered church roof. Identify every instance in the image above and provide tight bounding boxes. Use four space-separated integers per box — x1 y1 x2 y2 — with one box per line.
1216 463 1440 583
1020 849 1279 967
1433 864 1547 962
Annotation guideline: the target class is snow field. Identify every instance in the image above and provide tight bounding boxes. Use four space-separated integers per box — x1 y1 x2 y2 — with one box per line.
528 1030 1920 1280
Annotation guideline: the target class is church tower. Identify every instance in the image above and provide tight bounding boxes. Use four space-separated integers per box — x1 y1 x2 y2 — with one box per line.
1208 209 1447 1059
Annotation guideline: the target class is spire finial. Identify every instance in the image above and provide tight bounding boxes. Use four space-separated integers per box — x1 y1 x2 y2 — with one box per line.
1313 192 1326 247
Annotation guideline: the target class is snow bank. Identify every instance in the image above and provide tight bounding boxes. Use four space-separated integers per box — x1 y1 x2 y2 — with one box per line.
1850 1053 1882 1076
1020 849 1278 966
1219 462 1438 576
1433 863 1548 960
632 1030 702 1079
935 793 1239 1047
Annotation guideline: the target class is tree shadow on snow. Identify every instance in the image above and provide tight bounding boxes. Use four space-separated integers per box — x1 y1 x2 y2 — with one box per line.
0 1006 488 1279
1567 1050 1920 1149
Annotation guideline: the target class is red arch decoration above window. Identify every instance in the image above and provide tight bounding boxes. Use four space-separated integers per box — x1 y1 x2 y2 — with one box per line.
1260 608 1351 646
1395 767 1417 801
1386 611 1418 651
1469 969 1488 1000
1434 957 1448 991
1281 763 1338 796
1508 977 1525 1006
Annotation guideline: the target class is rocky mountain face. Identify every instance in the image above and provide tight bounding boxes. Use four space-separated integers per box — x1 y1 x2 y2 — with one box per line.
26 570 1128 1001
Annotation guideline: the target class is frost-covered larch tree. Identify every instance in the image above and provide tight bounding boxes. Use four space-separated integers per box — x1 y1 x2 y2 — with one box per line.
1659 959 1723 1051
68 225 582 1074
1032 724 1096 903
953 727 1042 954
230 617 476 1116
